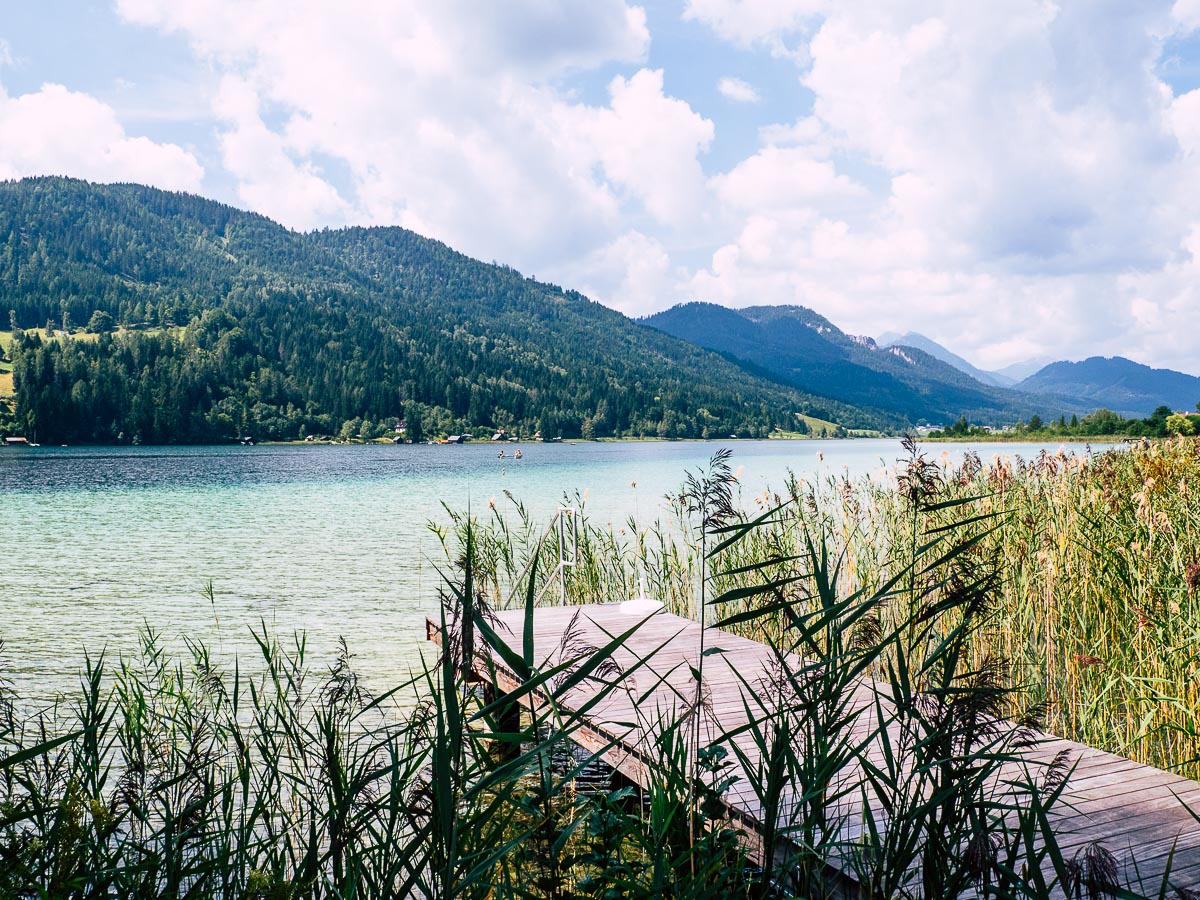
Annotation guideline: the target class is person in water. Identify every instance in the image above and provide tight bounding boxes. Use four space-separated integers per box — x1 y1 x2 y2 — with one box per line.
498 450 505 459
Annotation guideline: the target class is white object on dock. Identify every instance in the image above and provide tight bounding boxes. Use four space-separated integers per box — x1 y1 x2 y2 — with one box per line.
618 597 663 615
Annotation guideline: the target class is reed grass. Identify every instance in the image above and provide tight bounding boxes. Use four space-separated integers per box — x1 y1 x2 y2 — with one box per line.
466 439 1200 778
833 437 1200 779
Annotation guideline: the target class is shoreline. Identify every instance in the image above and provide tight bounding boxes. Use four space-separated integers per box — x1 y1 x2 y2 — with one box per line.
919 433 1128 444
0 433 1134 450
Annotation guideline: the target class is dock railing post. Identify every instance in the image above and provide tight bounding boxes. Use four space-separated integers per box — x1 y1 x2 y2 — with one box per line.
557 505 577 604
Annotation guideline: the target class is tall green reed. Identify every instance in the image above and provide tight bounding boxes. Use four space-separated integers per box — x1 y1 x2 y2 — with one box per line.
455 442 1180 898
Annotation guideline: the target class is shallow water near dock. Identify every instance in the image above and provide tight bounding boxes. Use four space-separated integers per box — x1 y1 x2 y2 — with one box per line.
1 438 1098 700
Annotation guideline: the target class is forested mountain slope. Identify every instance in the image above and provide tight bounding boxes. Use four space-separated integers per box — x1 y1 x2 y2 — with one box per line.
0 177 870 443
1020 357 1200 418
643 302 1081 426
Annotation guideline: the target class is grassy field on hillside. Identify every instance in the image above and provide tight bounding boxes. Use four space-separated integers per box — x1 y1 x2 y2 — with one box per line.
0 326 184 405
0 332 11 398
1 326 179 346
771 411 882 438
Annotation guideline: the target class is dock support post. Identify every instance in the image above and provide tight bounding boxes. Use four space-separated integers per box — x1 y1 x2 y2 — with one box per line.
488 686 522 762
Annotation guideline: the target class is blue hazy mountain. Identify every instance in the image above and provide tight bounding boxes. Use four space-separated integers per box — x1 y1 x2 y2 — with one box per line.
1019 357 1200 417
994 357 1055 383
876 331 1012 387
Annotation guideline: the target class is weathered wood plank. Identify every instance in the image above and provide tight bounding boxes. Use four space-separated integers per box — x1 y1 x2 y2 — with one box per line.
427 604 1200 896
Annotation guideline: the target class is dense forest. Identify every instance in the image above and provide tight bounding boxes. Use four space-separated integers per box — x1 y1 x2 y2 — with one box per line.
935 404 1200 439
0 177 875 444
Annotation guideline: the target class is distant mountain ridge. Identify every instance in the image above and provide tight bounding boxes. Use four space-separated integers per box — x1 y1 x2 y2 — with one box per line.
876 331 1012 387
642 302 1082 426
873 331 1199 417
994 357 1055 383
1019 357 1200 417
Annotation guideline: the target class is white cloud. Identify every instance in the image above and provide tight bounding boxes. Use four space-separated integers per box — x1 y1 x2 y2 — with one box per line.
717 76 760 103
0 81 203 191
711 145 866 212
567 70 715 228
1172 0 1200 31
82 0 1200 373
112 0 711 272
116 0 650 81
1170 87 1200 156
759 115 826 149
565 230 678 317
683 0 824 52
212 76 349 230
685 1 1200 372
802 5 1182 272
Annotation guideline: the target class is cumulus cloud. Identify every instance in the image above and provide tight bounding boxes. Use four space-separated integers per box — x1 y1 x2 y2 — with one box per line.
0 81 204 191
82 0 1200 372
803 4 1180 272
565 230 678 317
111 0 712 269
757 115 827 150
684 0 823 52
568 70 714 228
711 145 866 212
1173 0 1200 31
687 1 1200 372
116 0 649 81
212 76 349 230
717 76 760 103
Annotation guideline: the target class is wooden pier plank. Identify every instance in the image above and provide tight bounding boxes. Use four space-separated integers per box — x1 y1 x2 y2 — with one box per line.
430 603 1200 896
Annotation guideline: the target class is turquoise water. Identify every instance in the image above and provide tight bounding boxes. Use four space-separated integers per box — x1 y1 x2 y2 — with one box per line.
1 438 1097 699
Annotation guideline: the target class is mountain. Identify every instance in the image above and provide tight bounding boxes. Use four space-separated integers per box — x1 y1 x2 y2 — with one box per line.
1019 357 1200 418
642 302 1076 426
876 331 1009 387
994 357 1054 384
0 177 869 444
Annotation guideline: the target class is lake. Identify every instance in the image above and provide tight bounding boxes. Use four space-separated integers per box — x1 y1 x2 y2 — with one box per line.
1 438 1100 700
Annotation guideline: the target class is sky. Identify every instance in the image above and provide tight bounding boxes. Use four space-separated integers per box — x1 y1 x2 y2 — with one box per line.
3 2 1200 374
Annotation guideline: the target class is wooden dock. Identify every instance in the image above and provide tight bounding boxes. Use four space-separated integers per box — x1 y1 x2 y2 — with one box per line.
427 602 1200 897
